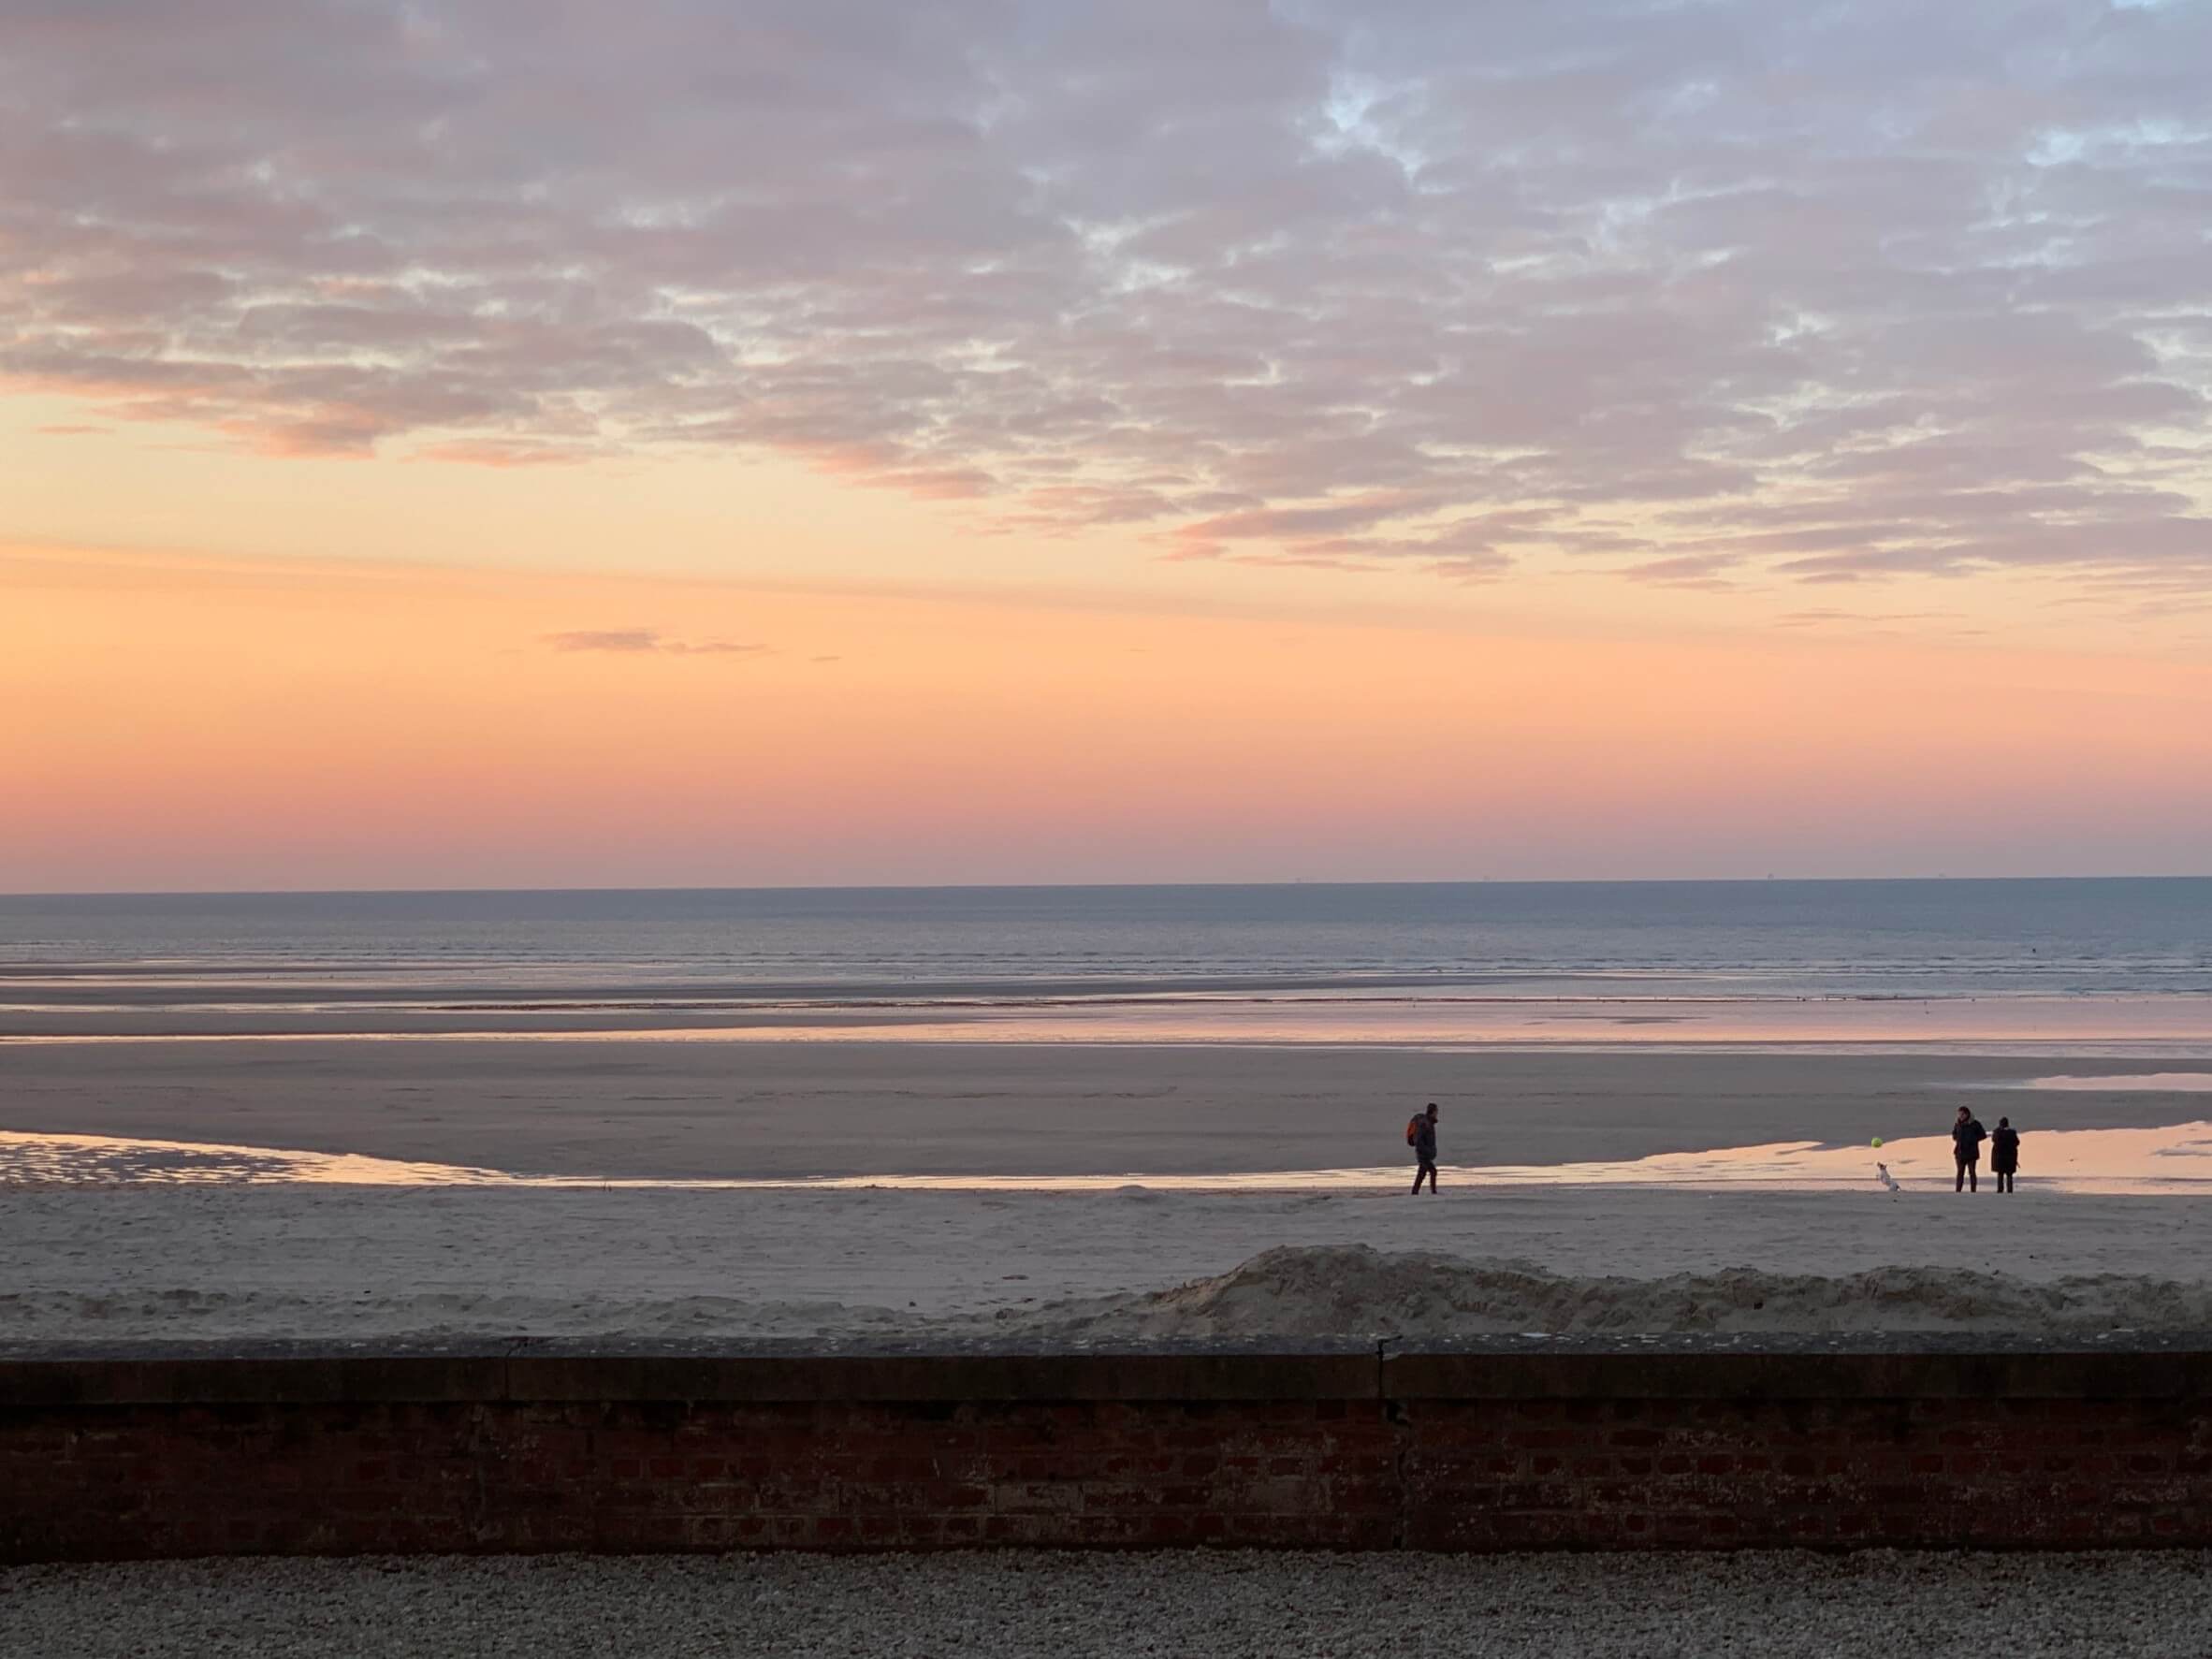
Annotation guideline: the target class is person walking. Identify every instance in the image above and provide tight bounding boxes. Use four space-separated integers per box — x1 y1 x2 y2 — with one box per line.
1408 1102 1440 1196
1989 1116 2020 1194
1952 1105 1986 1193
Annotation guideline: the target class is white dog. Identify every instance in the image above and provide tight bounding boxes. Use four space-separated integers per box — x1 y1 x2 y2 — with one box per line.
1875 1161 1901 1195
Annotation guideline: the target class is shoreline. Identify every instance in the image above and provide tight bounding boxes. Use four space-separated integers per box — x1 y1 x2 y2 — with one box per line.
7 1115 2212 1195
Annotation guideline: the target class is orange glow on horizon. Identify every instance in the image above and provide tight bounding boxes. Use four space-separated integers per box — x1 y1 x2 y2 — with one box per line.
6 542 2211 892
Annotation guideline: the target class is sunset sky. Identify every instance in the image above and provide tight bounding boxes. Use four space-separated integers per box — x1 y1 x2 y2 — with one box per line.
6 0 2211 890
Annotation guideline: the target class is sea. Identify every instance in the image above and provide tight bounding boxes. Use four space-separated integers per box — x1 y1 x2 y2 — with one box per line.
3 878 2210 1049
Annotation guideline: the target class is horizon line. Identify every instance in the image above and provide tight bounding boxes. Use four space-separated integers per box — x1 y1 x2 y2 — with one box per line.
5 872 2211 902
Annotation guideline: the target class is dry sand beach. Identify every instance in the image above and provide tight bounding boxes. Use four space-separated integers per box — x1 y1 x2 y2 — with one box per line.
6 1041 2212 1346
7 1185 2212 1346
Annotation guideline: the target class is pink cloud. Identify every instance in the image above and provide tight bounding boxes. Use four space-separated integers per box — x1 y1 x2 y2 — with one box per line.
2 0 2208 596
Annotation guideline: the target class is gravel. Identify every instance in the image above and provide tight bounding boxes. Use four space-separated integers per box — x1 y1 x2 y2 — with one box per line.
5 1550 2209 1658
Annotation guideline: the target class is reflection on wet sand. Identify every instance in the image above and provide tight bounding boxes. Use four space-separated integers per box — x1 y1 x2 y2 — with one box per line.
7 992 2212 1053
2016 1072 2212 1092
7 1121 2211 1196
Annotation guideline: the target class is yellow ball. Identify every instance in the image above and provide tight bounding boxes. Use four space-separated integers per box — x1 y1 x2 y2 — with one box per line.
1870 1136 1884 1148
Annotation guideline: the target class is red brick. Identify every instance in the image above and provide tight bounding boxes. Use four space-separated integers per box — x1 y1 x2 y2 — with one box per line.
5 1375 2210 1560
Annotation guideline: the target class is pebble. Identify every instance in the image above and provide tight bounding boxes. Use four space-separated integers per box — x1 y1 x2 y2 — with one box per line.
4 1550 2209 1657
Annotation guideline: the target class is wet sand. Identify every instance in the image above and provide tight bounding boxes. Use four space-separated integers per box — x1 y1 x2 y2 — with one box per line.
5 1040 2212 1181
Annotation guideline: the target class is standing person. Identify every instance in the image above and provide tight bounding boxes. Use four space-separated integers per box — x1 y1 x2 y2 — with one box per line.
1952 1105 1986 1193
1408 1102 1440 1196
1990 1117 2020 1194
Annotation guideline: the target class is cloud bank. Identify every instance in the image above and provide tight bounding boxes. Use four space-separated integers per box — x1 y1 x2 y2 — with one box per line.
5 0 2210 589
544 628 765 656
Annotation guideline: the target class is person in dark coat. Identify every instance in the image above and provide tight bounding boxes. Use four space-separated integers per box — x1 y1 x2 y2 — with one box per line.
1952 1105 1986 1193
1989 1116 2020 1194
1411 1102 1439 1196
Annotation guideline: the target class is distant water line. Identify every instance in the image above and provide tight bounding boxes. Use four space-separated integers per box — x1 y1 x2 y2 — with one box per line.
4 880 2209 1050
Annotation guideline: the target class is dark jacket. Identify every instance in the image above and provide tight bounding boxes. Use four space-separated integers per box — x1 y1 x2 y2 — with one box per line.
1953 1117 1986 1161
1989 1127 2019 1173
1414 1119 1437 1162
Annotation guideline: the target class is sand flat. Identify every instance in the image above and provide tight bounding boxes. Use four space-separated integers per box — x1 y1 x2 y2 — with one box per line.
6 1040 2212 1180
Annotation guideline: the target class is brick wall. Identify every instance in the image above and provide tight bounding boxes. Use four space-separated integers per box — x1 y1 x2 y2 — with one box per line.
1400 1394 2211 1550
3 1345 2207 1560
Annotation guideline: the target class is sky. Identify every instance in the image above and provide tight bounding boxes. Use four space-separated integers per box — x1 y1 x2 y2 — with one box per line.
4 0 2210 890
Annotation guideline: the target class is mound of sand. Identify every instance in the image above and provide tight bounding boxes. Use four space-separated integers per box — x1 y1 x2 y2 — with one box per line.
11 1244 2208 1345
996 1244 2212 1340
9 1187 2211 1345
